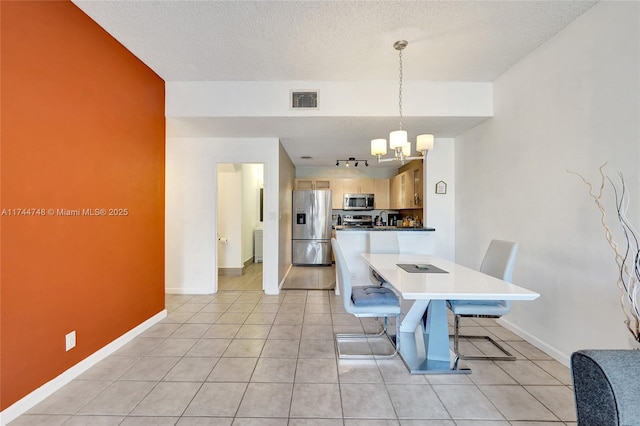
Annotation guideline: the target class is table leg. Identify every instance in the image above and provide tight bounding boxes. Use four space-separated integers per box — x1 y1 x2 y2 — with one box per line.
397 299 470 374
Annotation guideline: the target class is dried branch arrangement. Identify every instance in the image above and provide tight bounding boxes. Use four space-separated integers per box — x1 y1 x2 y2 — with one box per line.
568 163 640 342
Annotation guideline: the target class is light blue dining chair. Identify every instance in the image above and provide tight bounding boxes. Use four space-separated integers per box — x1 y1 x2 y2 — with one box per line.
331 238 401 359
448 239 519 361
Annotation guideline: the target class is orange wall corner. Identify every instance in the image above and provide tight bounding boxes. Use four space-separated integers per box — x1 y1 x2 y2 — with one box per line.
1 0 165 410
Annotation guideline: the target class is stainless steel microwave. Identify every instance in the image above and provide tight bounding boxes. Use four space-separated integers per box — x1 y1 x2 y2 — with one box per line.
343 193 374 210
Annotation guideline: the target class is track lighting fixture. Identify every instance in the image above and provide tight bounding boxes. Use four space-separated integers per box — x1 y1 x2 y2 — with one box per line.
335 157 368 167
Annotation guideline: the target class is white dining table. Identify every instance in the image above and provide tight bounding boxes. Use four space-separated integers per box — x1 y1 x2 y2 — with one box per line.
361 253 540 374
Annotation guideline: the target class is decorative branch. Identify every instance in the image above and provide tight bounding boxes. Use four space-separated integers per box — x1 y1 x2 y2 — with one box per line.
609 173 640 335
568 163 640 342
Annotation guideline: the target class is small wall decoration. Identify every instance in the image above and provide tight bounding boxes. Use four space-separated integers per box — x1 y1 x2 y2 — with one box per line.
435 180 447 194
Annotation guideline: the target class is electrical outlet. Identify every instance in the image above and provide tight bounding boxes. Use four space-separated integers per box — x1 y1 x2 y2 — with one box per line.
65 331 76 351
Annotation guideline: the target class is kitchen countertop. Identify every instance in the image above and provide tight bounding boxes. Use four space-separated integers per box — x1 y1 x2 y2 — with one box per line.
335 226 435 232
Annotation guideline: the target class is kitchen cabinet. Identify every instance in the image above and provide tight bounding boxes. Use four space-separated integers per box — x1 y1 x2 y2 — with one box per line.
374 178 390 209
330 179 344 209
411 166 423 208
400 170 416 208
343 178 374 194
403 163 423 208
295 177 389 210
389 162 423 209
295 178 331 190
389 174 402 209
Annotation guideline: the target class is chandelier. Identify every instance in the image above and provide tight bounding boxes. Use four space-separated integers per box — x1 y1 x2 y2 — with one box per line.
371 40 434 164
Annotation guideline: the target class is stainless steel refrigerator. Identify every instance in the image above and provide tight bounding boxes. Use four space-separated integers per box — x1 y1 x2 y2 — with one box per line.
292 190 332 265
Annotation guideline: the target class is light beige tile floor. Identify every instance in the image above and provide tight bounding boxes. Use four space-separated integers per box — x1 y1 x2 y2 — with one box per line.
10 288 577 425
282 266 336 290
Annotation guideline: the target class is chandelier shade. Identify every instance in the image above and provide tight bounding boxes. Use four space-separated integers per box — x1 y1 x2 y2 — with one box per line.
402 142 411 157
370 139 387 156
389 130 408 150
416 134 434 152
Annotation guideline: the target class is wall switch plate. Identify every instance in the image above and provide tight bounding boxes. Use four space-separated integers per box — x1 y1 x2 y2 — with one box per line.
65 331 76 351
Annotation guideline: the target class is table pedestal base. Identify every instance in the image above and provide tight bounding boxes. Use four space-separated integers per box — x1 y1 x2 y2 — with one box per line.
398 331 470 374
398 299 471 374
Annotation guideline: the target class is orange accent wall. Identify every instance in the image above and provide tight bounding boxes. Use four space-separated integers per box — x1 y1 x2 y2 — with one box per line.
0 1 165 410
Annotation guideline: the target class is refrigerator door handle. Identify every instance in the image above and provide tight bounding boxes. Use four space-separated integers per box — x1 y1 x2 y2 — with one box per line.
309 191 315 238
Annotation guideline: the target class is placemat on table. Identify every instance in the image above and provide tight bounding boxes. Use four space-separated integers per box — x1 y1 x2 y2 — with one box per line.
397 264 449 274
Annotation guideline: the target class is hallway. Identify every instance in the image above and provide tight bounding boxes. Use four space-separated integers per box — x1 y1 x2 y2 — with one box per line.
218 262 336 292
218 263 263 292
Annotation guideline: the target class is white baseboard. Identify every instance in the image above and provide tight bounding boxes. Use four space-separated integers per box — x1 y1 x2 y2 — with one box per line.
497 317 571 367
0 309 167 426
165 286 213 294
279 264 293 291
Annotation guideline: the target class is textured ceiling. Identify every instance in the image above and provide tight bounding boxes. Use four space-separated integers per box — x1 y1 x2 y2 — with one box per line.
73 0 597 167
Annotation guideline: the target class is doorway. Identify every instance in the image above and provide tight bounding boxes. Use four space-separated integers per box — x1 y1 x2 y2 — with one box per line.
216 163 264 291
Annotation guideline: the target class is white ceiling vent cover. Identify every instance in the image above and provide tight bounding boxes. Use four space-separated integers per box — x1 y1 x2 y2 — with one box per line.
291 91 318 109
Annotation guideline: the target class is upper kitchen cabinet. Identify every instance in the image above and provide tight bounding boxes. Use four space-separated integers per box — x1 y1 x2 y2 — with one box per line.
343 178 374 194
389 160 423 209
411 165 423 208
374 178 390 209
295 178 331 190
401 168 421 208
295 176 390 210
330 179 344 209
389 174 402 209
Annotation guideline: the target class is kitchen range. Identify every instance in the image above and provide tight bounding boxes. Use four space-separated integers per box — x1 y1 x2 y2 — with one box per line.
341 214 374 228
337 213 402 228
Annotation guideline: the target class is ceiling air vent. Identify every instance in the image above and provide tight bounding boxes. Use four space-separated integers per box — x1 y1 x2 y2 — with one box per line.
291 91 318 109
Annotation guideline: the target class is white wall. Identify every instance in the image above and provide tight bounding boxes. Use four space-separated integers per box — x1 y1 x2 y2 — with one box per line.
166 137 282 294
278 144 295 285
455 1 640 364
242 163 263 263
167 81 492 118
425 138 455 261
217 164 243 267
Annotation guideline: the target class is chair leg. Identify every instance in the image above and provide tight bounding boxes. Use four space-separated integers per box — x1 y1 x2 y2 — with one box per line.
336 316 387 340
452 315 516 361
336 315 399 359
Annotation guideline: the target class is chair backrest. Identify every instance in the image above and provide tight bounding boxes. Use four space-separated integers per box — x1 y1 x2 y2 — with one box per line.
479 239 519 283
368 232 399 285
331 238 353 310
571 350 640 425
369 232 399 254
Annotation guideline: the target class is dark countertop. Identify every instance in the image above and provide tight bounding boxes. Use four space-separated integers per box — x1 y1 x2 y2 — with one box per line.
335 226 435 232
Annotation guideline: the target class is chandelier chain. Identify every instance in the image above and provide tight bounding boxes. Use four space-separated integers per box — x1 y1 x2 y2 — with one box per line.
398 48 403 130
